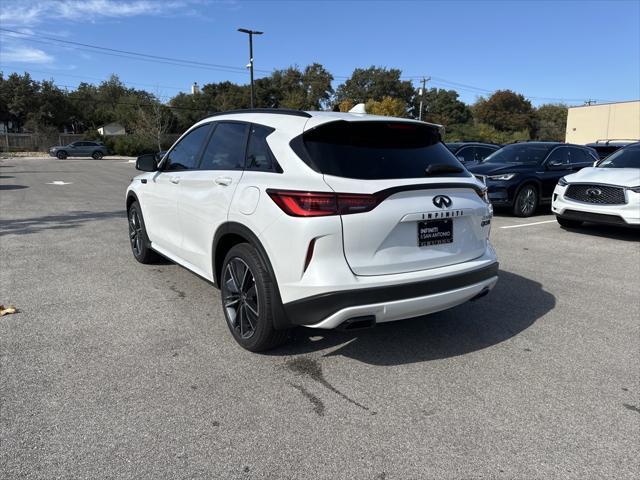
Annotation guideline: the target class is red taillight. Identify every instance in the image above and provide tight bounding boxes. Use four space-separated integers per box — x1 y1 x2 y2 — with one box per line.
336 194 379 214
267 190 379 217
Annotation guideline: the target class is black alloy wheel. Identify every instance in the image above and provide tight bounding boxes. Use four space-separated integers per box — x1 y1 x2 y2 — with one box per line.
219 243 289 351
222 257 259 340
128 207 144 257
92 151 103 159
127 201 158 263
56 151 67 159
513 185 538 217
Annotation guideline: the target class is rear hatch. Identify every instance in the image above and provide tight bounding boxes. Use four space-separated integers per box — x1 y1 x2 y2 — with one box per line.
299 120 490 276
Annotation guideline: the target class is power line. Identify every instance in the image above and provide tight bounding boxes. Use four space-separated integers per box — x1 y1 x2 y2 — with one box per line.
0 28 618 105
0 28 271 75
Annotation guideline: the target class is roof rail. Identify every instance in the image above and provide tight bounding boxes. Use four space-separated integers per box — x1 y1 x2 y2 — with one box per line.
594 139 639 145
205 108 312 118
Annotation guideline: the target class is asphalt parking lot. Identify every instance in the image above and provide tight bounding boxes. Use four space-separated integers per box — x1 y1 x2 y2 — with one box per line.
1 157 638 479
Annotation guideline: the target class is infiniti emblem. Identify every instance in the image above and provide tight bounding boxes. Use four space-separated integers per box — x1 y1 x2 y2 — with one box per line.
433 195 452 208
586 188 602 198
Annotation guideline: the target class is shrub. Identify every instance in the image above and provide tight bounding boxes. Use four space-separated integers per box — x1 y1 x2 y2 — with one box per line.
108 135 156 156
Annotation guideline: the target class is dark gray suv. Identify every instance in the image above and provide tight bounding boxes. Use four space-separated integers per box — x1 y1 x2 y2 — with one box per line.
49 141 109 159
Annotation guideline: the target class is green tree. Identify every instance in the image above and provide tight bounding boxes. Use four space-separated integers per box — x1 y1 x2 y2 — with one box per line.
534 104 568 141
24 79 74 134
335 67 415 114
444 122 529 143
302 63 334 110
415 88 472 125
255 63 333 109
473 90 534 133
0 72 38 131
365 96 406 117
168 92 210 132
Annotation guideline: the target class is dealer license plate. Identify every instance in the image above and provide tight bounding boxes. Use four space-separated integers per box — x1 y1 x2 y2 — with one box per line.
418 219 453 246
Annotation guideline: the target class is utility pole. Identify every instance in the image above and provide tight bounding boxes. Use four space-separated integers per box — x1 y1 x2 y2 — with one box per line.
418 76 430 121
585 99 596 106
238 28 263 108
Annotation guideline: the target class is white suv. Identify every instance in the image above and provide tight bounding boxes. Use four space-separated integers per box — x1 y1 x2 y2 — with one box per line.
126 109 499 351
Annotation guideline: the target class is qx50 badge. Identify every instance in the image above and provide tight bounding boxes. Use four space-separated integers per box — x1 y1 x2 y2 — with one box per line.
433 195 452 209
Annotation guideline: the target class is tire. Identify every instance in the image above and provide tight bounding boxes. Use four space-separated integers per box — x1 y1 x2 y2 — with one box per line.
56 151 67 160
92 150 104 160
220 243 289 352
556 216 583 228
512 184 538 217
127 201 160 264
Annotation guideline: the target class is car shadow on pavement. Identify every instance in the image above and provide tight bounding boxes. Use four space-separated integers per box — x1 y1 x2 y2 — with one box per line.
558 224 640 242
271 270 555 366
0 210 125 236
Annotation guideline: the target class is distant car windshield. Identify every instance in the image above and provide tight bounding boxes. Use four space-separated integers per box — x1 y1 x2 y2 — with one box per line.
483 144 553 165
598 145 640 168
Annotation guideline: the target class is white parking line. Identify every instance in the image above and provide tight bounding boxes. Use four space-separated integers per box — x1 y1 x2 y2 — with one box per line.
501 220 556 229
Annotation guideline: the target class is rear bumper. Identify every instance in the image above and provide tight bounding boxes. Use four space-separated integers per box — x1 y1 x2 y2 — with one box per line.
283 262 499 328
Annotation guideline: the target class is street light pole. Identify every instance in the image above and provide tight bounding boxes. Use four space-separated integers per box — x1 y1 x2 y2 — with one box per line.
238 28 263 108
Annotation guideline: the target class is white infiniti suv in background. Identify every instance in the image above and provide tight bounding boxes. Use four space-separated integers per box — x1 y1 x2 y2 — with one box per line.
126 109 498 351
552 142 640 228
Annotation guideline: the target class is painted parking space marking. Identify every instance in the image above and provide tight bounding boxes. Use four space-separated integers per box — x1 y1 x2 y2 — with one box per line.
501 220 556 229
46 181 73 185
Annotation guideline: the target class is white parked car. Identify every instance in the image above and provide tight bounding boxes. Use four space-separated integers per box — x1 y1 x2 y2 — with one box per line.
552 142 640 228
126 109 498 351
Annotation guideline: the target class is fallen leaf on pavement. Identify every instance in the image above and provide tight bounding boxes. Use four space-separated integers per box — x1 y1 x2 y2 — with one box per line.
0 304 18 316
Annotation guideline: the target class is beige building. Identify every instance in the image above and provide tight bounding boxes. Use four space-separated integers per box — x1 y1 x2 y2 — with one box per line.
565 100 640 145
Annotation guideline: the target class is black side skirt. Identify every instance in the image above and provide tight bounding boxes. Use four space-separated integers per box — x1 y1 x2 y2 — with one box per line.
282 262 499 326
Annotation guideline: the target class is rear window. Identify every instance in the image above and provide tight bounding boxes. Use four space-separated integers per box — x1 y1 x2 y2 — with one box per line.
593 146 621 159
295 121 469 180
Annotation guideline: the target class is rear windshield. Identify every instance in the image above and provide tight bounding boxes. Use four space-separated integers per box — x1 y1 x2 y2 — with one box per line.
593 146 622 159
297 121 469 180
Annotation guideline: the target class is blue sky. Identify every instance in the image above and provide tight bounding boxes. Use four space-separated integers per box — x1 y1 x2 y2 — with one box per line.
0 0 638 106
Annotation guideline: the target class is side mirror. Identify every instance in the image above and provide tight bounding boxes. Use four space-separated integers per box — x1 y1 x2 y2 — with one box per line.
136 153 158 172
155 151 167 162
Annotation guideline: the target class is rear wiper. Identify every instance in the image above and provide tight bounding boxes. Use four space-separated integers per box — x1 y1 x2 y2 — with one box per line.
425 164 464 176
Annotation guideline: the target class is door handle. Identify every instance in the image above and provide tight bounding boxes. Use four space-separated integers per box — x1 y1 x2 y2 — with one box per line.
170 177 180 184
215 176 233 186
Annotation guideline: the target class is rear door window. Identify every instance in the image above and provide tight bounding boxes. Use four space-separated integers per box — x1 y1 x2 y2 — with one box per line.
568 147 588 166
297 121 468 179
546 147 570 166
199 122 249 171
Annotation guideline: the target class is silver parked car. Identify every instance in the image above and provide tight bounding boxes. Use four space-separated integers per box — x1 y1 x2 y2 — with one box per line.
49 141 109 159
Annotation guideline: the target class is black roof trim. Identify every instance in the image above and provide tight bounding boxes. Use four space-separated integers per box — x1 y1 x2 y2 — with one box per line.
204 108 311 119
